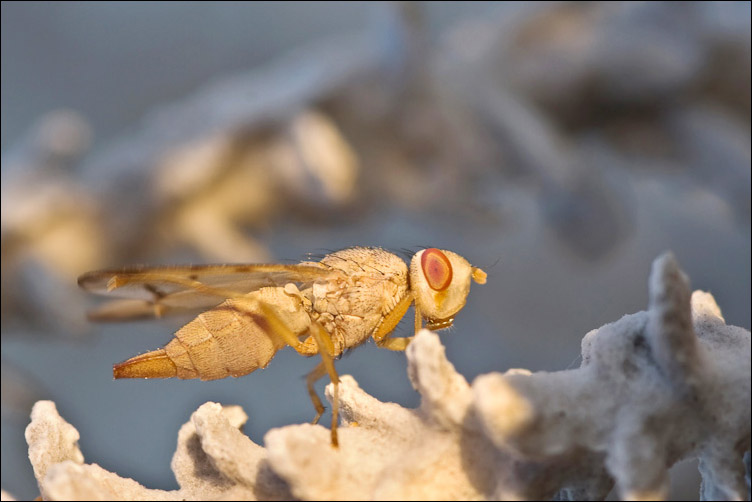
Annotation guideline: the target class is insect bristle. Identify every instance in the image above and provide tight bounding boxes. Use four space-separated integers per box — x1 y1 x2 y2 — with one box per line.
393 247 416 261
305 248 339 262
394 245 427 261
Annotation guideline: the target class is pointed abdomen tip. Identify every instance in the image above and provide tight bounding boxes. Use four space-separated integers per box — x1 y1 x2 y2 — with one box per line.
113 349 177 379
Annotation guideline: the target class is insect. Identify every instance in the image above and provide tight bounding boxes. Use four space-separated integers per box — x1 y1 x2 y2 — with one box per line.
78 247 487 446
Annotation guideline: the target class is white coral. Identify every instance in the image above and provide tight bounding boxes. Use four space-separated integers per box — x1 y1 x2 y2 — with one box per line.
23 401 289 500
471 253 751 500
18 253 751 500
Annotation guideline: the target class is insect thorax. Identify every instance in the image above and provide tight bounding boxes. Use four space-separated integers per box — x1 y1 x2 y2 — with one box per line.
307 248 409 350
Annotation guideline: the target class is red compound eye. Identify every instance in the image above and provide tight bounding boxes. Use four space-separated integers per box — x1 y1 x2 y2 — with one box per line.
421 248 453 291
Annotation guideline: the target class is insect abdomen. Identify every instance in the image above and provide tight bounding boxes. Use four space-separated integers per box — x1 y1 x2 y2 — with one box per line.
113 348 176 379
114 290 309 380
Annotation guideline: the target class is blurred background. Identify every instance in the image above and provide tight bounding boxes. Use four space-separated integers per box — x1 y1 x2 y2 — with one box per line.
1 2 749 500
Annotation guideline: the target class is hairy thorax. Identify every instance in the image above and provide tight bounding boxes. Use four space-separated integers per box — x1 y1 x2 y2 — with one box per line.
303 248 409 354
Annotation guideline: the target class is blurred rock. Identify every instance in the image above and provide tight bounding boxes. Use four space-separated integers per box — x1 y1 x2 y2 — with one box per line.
1 111 107 335
0 489 16 501
438 1 751 259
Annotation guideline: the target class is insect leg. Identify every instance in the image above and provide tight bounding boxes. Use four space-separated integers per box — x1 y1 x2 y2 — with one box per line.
414 303 423 333
308 321 340 448
248 301 339 448
372 292 413 349
251 300 318 356
376 336 412 351
251 298 340 446
306 361 327 425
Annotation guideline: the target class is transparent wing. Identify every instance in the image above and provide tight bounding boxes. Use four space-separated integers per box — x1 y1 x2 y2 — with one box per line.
78 263 338 321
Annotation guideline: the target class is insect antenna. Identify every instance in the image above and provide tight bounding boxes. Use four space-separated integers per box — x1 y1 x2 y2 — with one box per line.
479 255 501 271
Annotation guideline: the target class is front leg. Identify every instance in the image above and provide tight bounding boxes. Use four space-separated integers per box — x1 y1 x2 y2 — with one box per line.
377 336 412 351
372 292 415 351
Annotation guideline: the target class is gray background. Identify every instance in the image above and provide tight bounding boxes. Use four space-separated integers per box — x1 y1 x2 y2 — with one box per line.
2 2 750 500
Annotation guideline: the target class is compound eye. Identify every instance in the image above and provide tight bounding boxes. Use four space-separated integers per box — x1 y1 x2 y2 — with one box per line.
421 248 453 291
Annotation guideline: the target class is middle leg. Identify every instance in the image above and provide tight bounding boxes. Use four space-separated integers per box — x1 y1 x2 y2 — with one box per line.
306 360 327 425
252 300 341 446
308 321 341 448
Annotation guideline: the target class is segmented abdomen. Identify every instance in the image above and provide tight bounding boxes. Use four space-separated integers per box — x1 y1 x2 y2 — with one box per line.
115 289 310 380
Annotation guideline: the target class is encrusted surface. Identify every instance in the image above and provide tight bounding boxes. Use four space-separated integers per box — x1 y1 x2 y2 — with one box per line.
472 254 750 500
16 253 751 500
23 402 290 501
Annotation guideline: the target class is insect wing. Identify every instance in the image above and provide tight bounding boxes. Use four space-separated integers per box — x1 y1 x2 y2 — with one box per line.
78 263 338 321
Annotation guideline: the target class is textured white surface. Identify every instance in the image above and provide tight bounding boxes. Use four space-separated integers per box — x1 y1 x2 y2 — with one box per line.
472 253 751 500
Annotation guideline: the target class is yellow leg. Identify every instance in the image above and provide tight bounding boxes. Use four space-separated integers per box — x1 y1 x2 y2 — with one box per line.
252 301 317 355
306 361 327 424
309 321 340 448
251 301 341 447
414 304 422 333
372 293 413 347
378 336 413 351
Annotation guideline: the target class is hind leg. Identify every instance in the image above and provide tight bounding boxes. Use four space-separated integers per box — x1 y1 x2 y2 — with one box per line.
252 300 341 447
